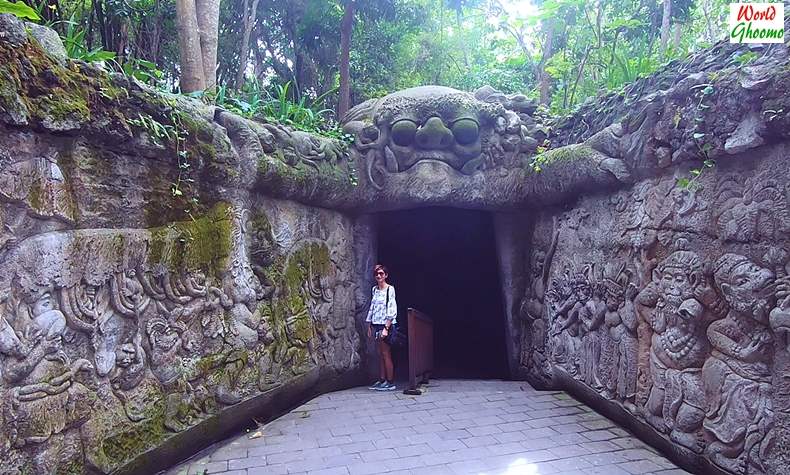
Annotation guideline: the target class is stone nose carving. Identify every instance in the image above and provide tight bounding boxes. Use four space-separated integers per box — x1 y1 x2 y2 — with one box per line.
415 116 453 150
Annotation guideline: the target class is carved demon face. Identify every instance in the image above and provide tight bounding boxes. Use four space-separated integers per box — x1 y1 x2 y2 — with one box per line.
531 250 546 278
652 251 704 307
657 267 694 302
115 343 138 368
344 86 533 190
715 255 775 321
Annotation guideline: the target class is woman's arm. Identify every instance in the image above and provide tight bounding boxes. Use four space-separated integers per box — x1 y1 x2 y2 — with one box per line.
365 287 375 323
385 286 397 326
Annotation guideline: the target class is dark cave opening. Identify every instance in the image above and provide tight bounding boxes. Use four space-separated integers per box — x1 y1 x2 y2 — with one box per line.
376 207 509 380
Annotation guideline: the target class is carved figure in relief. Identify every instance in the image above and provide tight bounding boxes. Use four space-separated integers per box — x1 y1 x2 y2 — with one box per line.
578 283 606 389
222 258 262 349
146 312 187 386
145 312 207 432
765 256 790 475
337 85 558 189
548 265 591 376
715 173 790 243
110 333 146 392
0 289 95 472
518 224 558 376
703 254 775 474
599 262 639 411
109 332 155 423
636 251 711 452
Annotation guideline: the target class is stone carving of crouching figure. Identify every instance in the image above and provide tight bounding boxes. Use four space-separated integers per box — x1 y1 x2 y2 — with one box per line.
0 291 94 473
703 254 775 474
637 251 711 452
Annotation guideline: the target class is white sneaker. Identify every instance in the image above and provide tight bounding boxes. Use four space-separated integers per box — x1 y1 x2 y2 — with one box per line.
376 382 396 391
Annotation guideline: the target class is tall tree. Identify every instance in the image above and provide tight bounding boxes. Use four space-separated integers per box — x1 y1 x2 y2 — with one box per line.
338 0 355 118
176 0 220 92
537 19 555 106
197 0 221 89
660 0 671 52
176 0 206 91
236 0 260 89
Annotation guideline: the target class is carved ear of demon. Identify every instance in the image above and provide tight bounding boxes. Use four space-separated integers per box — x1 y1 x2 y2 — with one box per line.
342 86 506 190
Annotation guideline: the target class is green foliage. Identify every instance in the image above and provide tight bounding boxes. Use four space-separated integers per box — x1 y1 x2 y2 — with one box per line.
127 110 199 214
0 0 40 20
677 158 716 190
122 58 164 84
17 0 729 123
735 51 759 66
209 80 351 142
60 15 117 62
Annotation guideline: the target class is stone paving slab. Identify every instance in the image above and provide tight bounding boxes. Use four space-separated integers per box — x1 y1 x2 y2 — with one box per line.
163 380 691 475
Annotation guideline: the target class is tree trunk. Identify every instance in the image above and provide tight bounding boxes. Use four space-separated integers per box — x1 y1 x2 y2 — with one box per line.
338 0 355 118
537 20 555 106
86 5 95 50
672 22 682 50
659 0 671 53
175 0 206 92
236 0 260 90
94 0 107 50
196 0 221 90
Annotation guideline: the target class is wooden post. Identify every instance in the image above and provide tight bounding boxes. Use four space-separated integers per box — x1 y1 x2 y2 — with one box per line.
404 307 434 395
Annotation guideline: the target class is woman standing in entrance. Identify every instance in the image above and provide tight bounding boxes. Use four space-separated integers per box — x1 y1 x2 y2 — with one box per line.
367 264 397 391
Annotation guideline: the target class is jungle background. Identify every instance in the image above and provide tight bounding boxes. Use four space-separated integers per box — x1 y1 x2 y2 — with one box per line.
0 0 736 133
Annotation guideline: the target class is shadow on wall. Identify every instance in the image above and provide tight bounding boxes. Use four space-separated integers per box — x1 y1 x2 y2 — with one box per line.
376 207 509 380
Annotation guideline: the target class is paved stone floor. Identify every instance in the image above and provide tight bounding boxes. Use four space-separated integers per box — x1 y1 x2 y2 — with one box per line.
165 380 690 475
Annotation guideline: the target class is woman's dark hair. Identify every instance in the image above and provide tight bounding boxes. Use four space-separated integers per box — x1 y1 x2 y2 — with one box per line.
374 264 388 275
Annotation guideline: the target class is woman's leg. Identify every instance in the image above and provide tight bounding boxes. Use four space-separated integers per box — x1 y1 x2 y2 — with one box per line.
378 340 387 381
381 342 394 382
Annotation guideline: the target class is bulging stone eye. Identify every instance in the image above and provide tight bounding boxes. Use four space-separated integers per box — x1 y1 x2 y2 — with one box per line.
391 120 417 146
451 118 479 145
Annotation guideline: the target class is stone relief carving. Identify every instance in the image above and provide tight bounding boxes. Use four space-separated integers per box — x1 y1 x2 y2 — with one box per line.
600 263 639 412
714 172 790 243
342 85 542 190
546 264 592 378
703 253 775 474
517 220 558 382
636 250 712 452
0 288 96 473
0 202 360 474
534 154 790 474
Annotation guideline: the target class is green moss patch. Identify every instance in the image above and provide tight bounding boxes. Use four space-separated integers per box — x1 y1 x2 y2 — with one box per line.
146 202 233 277
101 402 167 465
528 144 595 173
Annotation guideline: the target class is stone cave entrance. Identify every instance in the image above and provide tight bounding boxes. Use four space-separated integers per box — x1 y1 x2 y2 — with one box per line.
376 207 509 380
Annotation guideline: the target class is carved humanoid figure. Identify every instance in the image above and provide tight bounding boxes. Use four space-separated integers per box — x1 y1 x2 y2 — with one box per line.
221 259 262 349
617 283 639 409
0 290 94 472
518 226 558 375
578 283 606 389
110 334 146 392
549 266 591 376
636 251 711 452
703 254 775 474
599 263 639 410
146 314 187 386
766 262 790 474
